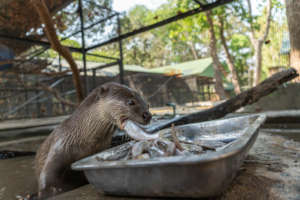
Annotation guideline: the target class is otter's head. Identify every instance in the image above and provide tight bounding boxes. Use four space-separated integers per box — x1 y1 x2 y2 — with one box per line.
96 82 152 129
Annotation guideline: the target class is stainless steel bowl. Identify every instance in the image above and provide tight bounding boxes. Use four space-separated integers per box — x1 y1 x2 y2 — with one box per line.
72 115 266 198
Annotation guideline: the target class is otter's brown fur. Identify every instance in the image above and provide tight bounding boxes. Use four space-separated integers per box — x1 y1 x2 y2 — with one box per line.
35 82 151 199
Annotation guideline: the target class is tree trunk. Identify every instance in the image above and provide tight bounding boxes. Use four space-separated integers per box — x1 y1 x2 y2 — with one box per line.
206 11 227 100
247 0 272 86
253 41 263 86
285 0 300 81
219 16 241 94
188 42 199 60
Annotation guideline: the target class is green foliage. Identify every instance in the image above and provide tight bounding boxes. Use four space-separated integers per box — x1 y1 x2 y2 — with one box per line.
230 34 251 51
37 0 287 88
55 0 114 41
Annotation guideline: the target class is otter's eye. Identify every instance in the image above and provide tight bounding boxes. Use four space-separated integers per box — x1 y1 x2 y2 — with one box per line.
128 99 136 106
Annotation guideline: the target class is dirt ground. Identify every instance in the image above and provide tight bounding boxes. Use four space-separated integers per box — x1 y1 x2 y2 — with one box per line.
215 132 300 200
0 131 299 200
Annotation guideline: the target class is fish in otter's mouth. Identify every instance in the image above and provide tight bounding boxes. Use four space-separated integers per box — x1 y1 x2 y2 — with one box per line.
122 120 159 141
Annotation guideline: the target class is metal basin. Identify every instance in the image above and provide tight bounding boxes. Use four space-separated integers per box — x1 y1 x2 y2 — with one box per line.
72 115 266 198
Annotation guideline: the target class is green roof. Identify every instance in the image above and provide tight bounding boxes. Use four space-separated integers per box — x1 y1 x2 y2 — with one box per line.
145 57 214 77
95 57 214 78
50 57 214 78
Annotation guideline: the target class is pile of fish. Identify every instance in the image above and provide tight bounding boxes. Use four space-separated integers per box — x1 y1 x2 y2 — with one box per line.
97 136 228 162
97 120 236 161
124 137 224 160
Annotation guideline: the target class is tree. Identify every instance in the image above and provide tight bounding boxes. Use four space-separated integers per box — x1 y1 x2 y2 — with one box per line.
27 0 115 103
206 10 227 99
246 0 273 86
121 5 169 68
285 0 300 81
218 15 241 94
165 0 249 96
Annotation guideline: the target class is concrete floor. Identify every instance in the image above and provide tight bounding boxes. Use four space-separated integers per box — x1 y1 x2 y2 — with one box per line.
0 131 299 200
0 157 36 200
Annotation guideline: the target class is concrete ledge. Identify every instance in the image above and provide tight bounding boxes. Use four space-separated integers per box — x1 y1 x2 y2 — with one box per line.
0 136 46 152
0 115 68 131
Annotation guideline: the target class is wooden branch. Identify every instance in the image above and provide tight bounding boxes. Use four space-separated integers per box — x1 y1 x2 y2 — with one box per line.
31 0 84 103
148 68 299 133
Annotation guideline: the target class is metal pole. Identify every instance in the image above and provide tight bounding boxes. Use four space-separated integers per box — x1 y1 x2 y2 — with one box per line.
117 16 124 84
34 74 42 118
61 13 118 41
90 61 119 71
24 75 29 118
58 55 66 114
78 0 88 95
24 89 29 117
58 55 62 72
86 52 118 60
0 34 83 53
92 69 96 89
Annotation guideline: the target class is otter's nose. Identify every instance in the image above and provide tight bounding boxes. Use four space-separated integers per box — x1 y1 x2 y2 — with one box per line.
143 111 152 122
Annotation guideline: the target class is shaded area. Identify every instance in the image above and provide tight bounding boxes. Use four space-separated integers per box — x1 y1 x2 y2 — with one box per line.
0 151 35 159
0 131 299 200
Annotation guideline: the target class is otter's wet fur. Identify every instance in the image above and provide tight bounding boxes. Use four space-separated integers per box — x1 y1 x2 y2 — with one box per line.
35 82 152 199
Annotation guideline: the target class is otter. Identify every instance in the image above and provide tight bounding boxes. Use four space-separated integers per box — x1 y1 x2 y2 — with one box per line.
35 82 152 199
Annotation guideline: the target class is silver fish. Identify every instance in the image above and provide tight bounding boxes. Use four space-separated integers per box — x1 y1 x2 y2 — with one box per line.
180 143 203 154
131 141 150 158
123 120 159 141
153 139 176 156
148 145 167 158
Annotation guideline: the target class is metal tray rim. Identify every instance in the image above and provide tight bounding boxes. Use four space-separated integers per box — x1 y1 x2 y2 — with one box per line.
72 114 266 170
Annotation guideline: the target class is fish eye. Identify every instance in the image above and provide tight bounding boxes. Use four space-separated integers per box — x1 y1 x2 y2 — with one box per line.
128 99 136 106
